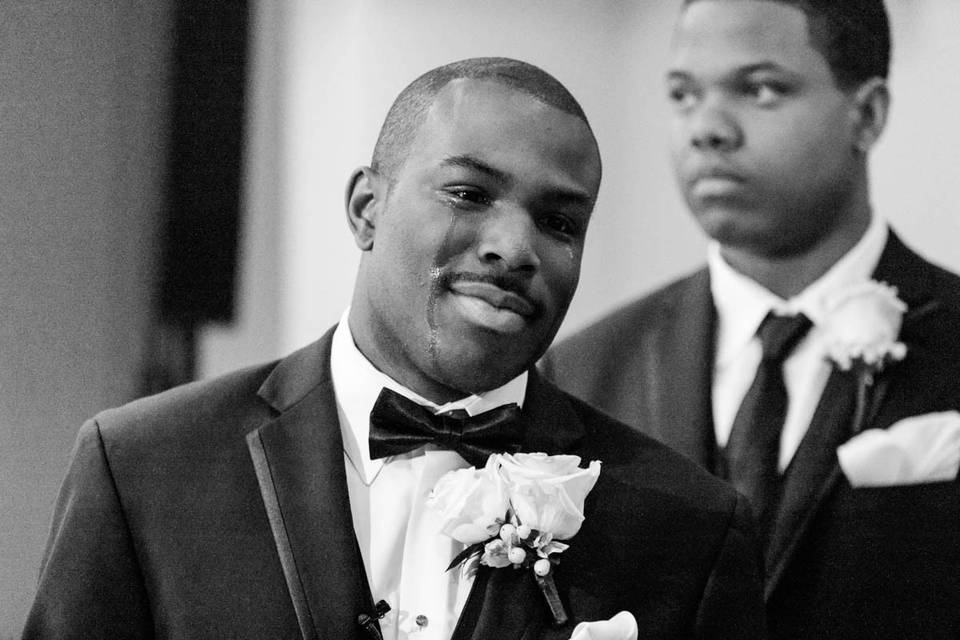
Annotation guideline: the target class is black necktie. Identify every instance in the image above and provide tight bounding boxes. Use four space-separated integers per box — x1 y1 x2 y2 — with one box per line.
368 388 523 467
723 312 812 542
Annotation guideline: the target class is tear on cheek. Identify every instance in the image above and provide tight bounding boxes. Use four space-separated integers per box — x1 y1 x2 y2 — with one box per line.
426 265 444 364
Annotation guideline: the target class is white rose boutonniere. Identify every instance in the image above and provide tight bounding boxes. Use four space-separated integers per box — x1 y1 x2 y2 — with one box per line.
428 452 601 626
821 280 907 433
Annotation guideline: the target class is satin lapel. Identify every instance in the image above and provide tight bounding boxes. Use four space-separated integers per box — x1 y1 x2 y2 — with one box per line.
247 331 375 640
766 230 940 598
650 269 718 467
451 372 586 640
451 566 549 640
521 369 589 455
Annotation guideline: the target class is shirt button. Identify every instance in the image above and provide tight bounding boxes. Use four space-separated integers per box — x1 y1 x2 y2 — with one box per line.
415 614 428 629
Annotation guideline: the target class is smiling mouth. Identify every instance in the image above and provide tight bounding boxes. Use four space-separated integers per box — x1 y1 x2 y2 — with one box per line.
448 280 535 314
446 279 537 333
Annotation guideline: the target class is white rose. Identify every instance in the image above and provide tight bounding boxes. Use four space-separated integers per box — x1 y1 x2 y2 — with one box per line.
821 281 907 369
499 452 583 476
427 456 509 544
498 452 601 540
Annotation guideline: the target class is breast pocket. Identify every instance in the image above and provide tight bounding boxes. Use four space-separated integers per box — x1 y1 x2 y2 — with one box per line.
842 479 960 547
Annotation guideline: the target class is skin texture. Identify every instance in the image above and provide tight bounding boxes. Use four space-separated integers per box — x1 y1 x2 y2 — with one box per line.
667 0 888 297
346 78 602 403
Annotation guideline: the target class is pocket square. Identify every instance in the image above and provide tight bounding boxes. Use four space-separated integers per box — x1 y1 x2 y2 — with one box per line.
837 411 960 487
569 611 637 640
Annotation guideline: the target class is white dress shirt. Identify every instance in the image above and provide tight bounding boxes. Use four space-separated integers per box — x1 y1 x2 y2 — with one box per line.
709 216 888 470
330 310 527 639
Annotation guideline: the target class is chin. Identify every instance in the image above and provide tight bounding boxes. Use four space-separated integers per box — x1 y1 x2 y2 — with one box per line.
694 206 776 248
431 342 531 395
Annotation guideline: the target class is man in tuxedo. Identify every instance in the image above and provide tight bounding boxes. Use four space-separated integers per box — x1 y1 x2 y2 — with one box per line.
25 58 763 639
542 2 960 639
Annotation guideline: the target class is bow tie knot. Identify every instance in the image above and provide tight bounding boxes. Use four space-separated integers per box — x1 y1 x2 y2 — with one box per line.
368 388 523 467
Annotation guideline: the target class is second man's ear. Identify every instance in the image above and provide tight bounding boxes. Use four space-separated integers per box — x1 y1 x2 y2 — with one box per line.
345 166 386 251
851 77 890 154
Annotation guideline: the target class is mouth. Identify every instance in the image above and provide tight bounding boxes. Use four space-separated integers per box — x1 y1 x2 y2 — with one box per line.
446 278 537 333
687 165 747 198
689 163 746 183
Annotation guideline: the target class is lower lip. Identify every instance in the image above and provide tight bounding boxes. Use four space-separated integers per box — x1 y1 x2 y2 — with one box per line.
691 176 744 198
449 293 529 333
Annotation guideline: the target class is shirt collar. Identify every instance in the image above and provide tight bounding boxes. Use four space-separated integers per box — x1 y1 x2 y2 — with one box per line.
330 309 528 484
709 215 888 368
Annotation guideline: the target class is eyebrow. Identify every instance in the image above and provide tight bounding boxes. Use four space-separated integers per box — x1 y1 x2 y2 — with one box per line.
439 155 509 185
667 61 789 81
439 154 595 208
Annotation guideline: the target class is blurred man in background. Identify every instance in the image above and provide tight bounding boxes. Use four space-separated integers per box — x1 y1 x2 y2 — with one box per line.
543 1 960 638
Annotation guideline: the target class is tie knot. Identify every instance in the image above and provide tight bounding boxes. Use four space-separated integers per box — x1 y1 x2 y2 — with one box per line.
757 312 812 362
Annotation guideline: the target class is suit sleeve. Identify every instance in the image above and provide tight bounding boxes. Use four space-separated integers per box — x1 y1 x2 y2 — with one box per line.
23 419 154 639
694 493 767 639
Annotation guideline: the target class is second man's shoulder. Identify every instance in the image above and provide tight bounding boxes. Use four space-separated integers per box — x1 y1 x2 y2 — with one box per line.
543 268 708 367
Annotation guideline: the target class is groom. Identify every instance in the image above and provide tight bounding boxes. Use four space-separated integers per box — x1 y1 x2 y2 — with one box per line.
25 58 763 639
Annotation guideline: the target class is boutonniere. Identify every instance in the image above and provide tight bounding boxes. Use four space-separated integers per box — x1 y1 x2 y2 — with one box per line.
821 280 908 434
427 452 601 626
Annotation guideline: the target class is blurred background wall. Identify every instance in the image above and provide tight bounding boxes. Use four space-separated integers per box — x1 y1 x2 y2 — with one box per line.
1 2 172 634
3 1 959 635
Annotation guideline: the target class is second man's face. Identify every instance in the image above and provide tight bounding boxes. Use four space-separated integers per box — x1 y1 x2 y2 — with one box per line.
352 78 601 401
667 0 864 260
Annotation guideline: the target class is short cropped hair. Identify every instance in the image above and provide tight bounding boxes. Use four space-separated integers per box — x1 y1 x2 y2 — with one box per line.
683 0 891 90
371 57 595 181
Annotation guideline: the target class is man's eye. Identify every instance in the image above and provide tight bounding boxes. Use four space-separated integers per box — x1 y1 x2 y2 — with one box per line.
540 214 579 237
744 81 785 106
446 188 490 206
667 84 697 109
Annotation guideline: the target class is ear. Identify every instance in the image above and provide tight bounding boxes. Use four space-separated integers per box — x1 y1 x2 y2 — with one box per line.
850 77 890 154
345 166 386 251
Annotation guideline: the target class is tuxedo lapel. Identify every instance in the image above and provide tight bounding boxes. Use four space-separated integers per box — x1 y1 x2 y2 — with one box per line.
451 566 548 640
765 230 943 598
247 331 376 640
647 270 718 467
765 367 856 597
521 369 589 455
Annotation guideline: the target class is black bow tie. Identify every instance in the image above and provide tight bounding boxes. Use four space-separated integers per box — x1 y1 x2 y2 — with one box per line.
368 387 523 467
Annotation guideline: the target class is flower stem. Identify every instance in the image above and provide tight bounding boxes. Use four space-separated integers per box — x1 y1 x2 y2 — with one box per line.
851 374 871 436
534 571 568 626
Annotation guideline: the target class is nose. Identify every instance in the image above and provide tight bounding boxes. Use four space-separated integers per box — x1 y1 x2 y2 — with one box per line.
686 98 742 152
476 206 541 273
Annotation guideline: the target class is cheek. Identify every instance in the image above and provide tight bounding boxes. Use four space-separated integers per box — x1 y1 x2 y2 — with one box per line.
540 245 583 307
775 111 853 175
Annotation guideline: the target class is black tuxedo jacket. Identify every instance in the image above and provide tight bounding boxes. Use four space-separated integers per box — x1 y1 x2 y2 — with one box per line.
25 327 763 639
542 231 960 639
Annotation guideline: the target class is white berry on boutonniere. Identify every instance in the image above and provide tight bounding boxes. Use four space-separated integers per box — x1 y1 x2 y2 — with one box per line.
821 280 908 433
428 452 601 626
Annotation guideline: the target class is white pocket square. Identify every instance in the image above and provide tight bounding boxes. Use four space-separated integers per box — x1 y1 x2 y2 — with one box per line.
837 411 960 488
569 611 638 640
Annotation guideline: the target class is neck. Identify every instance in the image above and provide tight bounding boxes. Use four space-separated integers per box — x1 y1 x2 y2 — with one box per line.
346 301 473 405
721 206 872 300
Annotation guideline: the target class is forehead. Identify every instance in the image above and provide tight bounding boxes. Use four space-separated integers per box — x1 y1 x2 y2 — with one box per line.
403 78 601 194
671 0 829 79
